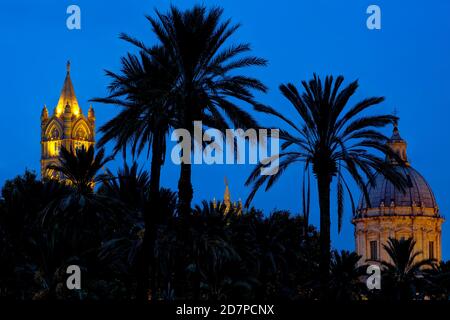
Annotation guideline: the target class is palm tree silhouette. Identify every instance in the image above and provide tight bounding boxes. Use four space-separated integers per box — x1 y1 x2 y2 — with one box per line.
92 48 182 299
120 5 268 217
245 74 407 294
101 162 150 211
427 260 450 300
46 146 112 195
329 250 366 300
42 146 114 232
38 147 116 297
381 237 435 300
92 48 179 198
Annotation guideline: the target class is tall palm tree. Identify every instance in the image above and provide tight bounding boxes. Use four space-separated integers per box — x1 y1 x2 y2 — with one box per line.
245 74 407 293
92 48 179 198
40 147 114 297
121 5 268 217
381 237 436 300
92 48 181 299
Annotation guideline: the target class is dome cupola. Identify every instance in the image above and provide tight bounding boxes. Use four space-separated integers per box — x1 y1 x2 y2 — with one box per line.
357 124 439 216
353 122 444 265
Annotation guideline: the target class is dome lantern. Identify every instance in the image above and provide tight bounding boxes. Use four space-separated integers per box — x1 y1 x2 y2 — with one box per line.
387 121 408 165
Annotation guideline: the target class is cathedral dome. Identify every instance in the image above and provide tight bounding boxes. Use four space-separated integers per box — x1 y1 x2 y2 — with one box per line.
357 123 439 215
353 123 444 264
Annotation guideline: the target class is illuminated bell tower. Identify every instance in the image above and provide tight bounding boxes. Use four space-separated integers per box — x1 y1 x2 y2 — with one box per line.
40 61 95 179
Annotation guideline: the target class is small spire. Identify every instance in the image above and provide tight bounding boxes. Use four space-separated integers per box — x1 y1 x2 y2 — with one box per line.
224 177 230 201
66 60 71 73
237 198 243 216
88 104 95 120
223 176 231 212
41 105 48 121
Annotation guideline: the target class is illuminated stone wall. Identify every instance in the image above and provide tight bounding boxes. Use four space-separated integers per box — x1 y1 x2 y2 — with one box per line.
353 212 444 264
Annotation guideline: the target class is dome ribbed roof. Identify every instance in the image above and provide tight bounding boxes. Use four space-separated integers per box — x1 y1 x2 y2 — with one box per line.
357 123 438 212
358 166 438 209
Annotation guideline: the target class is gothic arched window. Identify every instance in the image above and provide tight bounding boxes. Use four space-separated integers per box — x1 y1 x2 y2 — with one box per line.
50 127 60 140
75 127 88 140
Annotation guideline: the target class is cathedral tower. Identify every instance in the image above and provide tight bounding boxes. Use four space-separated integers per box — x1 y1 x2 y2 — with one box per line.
353 123 444 264
40 62 95 179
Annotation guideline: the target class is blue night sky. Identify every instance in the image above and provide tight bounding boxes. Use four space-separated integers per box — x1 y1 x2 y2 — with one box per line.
1 0 450 258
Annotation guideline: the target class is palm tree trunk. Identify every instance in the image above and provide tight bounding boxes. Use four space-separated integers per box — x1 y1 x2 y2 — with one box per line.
177 93 194 218
317 173 331 298
136 134 163 301
149 137 163 196
178 162 193 218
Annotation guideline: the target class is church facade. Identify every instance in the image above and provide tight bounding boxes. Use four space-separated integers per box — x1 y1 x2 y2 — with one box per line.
353 124 444 263
40 62 95 179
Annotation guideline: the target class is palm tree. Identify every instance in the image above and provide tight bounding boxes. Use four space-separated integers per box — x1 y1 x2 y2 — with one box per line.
101 162 150 211
381 237 436 300
121 5 268 217
92 48 179 198
245 74 407 293
329 250 366 300
92 48 181 299
427 260 450 300
42 146 114 249
46 145 112 195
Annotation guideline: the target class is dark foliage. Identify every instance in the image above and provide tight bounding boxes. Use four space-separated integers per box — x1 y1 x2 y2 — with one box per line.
0 169 323 300
379 237 436 300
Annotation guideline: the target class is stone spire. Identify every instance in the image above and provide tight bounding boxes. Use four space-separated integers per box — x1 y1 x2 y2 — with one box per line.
212 177 242 215
55 61 80 116
41 105 48 122
387 121 408 165
224 176 231 209
88 104 95 122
